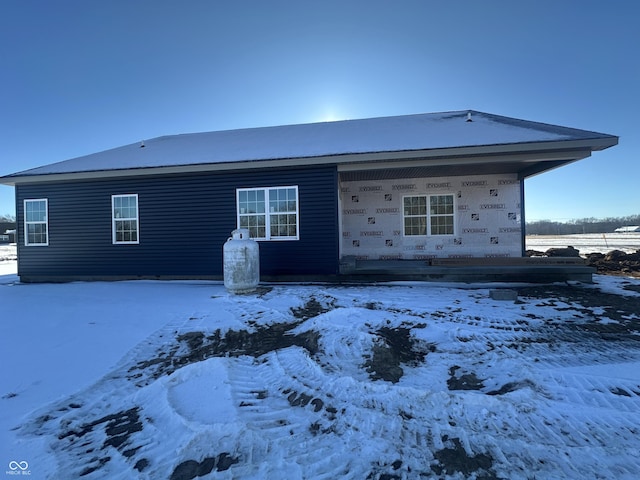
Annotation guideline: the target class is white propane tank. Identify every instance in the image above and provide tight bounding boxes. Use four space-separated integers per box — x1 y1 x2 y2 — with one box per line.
223 228 260 293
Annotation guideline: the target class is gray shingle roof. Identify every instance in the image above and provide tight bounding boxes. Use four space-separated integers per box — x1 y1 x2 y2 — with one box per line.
2 110 617 182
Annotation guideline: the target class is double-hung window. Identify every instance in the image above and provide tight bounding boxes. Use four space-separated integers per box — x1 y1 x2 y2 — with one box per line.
237 186 299 240
112 194 139 244
403 194 455 236
24 199 48 246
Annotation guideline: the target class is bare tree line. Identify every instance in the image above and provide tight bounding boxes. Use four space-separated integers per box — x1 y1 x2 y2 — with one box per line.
526 214 640 235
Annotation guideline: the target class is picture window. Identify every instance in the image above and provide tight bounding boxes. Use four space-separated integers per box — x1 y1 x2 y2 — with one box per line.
237 186 299 240
403 194 455 236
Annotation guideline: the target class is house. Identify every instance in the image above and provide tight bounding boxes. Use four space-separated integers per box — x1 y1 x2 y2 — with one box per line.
614 226 640 233
0 110 618 283
0 222 16 243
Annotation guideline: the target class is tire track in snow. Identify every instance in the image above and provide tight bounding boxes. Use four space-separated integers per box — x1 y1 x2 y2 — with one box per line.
409 307 640 478
227 352 362 479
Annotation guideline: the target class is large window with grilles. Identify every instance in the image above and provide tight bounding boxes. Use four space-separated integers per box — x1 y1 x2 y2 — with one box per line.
403 194 455 236
236 186 299 240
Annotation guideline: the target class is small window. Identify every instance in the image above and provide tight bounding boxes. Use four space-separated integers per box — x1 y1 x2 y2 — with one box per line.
403 194 455 236
112 194 139 244
24 199 48 246
237 186 299 240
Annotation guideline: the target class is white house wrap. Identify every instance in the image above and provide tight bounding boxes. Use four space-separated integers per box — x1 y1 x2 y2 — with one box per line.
340 174 522 260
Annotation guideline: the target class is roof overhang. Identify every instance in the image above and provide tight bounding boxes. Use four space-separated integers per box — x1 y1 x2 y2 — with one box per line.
337 147 592 181
0 136 615 186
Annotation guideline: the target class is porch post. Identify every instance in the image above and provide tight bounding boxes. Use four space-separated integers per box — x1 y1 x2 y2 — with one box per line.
520 178 526 257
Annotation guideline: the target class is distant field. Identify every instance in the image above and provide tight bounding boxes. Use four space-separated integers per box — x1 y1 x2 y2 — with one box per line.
526 233 640 254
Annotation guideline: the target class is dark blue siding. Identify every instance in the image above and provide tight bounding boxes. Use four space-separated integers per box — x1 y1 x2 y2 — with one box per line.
16 165 339 281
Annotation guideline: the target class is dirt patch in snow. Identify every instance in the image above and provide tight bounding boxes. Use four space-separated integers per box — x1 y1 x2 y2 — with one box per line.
365 326 435 383
516 283 640 335
57 407 144 476
290 295 337 320
432 436 496 479
527 247 640 277
169 453 239 480
129 296 334 384
128 323 320 384
585 250 640 277
447 366 485 391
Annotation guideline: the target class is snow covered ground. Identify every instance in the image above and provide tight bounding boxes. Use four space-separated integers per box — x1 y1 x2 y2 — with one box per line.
0 244 17 266
526 233 640 254
2 252 640 479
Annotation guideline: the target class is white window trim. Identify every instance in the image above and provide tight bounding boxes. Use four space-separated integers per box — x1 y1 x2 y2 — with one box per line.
24 198 49 246
236 186 299 241
402 194 456 237
112 194 140 245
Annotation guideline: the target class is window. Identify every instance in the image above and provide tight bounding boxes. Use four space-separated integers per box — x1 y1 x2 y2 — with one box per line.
24 199 48 246
112 194 139 244
237 186 299 240
429 195 455 235
403 194 454 236
403 196 427 236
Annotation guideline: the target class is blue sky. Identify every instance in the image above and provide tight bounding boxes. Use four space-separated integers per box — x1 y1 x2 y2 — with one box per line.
1 0 638 222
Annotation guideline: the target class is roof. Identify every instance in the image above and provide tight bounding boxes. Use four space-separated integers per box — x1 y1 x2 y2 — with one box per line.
1 110 618 185
614 226 640 233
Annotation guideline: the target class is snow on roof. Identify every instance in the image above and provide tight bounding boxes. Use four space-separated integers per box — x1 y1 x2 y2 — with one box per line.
2 110 618 179
614 226 640 233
